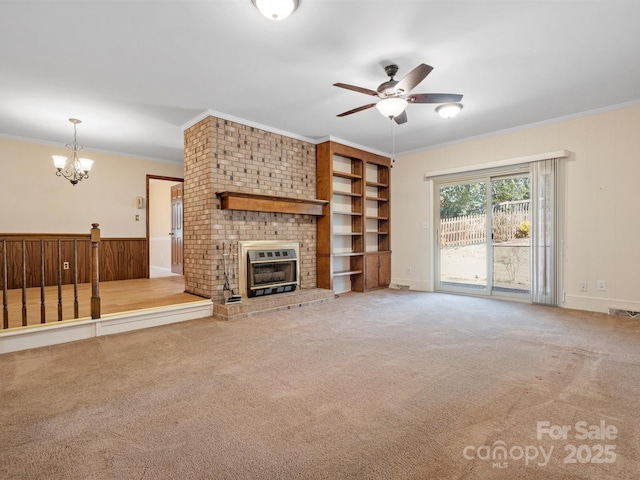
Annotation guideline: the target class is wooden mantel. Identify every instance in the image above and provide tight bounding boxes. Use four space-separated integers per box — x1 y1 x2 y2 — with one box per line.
216 191 328 216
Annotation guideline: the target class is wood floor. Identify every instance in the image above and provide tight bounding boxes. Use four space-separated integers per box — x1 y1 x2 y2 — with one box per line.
2 276 205 330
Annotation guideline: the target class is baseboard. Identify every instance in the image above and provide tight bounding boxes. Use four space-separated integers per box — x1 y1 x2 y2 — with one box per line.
564 295 640 314
0 300 213 354
389 278 432 292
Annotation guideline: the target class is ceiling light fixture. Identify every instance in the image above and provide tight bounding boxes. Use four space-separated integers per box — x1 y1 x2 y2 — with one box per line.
436 103 463 119
52 118 94 186
376 97 408 119
252 0 299 21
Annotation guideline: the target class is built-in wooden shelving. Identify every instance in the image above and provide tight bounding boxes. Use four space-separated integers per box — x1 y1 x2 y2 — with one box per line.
316 140 391 293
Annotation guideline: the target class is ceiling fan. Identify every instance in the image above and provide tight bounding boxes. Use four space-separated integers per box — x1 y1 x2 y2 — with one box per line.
334 63 463 124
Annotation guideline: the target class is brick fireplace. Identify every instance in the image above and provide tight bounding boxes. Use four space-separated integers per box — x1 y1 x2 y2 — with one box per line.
183 115 319 302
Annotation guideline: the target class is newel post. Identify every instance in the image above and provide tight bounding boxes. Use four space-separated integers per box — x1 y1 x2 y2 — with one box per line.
90 223 101 319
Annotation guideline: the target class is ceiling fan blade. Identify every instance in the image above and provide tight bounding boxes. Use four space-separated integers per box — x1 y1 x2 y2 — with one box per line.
394 110 408 125
394 63 433 94
407 93 463 104
333 83 379 96
337 103 377 117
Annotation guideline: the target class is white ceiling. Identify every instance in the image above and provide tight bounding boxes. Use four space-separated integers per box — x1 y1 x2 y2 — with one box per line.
1 1 640 164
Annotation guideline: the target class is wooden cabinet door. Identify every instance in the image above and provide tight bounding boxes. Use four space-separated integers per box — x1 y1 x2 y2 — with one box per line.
365 252 391 290
365 254 379 290
378 252 391 287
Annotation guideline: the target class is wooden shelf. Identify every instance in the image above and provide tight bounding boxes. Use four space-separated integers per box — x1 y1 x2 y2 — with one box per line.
333 269 363 277
333 232 363 236
334 211 362 216
331 252 364 257
366 196 388 202
366 181 388 187
333 191 362 198
333 170 362 180
216 191 328 216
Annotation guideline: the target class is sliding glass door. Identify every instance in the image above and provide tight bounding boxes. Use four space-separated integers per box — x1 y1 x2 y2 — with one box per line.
436 169 531 299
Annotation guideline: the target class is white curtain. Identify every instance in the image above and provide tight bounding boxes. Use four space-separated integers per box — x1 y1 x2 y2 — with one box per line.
530 158 558 305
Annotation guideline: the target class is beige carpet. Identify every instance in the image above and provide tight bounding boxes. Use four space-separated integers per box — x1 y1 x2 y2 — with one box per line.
1 290 639 479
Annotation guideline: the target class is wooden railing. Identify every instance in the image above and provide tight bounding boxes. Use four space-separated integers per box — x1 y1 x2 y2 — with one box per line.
1 224 101 329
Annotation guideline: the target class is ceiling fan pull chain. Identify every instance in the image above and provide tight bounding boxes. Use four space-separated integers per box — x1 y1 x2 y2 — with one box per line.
391 117 396 166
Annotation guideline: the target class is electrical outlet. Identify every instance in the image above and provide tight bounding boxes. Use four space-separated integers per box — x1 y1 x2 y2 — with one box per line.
579 282 588 292
406 267 412 275
597 280 606 291
63 261 70 270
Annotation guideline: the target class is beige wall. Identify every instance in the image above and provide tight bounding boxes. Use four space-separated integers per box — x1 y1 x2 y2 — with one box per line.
0 136 183 237
391 104 640 313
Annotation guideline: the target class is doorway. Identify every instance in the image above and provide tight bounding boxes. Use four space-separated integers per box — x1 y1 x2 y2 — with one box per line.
436 169 531 299
147 176 184 278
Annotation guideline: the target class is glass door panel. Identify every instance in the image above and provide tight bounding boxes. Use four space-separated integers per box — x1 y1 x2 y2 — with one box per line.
438 180 488 293
490 175 531 297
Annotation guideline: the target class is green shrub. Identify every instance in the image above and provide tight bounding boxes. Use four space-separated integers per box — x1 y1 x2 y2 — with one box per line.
515 220 530 238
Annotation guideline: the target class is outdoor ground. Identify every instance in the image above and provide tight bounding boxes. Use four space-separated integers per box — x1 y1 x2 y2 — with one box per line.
441 239 530 292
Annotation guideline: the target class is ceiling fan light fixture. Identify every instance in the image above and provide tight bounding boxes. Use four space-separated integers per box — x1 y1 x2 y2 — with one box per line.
376 98 408 119
252 0 299 21
436 103 463 119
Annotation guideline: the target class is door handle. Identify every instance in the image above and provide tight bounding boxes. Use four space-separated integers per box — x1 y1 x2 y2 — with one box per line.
169 233 174 236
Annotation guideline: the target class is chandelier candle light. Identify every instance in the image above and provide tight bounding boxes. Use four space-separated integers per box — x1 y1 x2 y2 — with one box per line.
52 118 94 186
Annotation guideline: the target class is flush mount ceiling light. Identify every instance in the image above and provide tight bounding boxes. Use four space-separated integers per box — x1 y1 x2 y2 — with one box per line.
375 97 408 119
252 0 299 21
52 118 94 186
436 103 463 119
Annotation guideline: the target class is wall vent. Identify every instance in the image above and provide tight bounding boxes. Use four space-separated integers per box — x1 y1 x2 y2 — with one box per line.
609 308 640 318
391 284 411 290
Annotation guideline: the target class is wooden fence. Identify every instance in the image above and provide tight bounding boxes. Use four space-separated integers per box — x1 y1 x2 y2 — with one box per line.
440 201 530 247
440 214 486 247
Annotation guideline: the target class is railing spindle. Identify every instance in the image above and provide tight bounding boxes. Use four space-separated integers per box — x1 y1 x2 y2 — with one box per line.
57 239 63 321
22 240 27 326
2 240 8 329
73 239 79 318
40 240 46 323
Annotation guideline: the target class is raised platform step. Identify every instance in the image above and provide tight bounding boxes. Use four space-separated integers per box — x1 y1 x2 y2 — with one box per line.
214 288 335 321
0 300 213 354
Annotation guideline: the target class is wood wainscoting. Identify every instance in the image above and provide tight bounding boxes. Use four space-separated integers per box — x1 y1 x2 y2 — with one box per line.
0 236 148 289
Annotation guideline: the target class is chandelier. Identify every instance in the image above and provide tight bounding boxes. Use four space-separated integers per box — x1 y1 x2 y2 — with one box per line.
52 118 94 186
